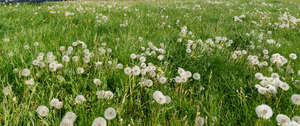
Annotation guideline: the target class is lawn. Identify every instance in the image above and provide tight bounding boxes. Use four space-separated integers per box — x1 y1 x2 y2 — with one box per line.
0 0 300 125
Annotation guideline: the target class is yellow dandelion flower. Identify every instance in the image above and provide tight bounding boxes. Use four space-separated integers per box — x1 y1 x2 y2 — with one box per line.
157 68 163 73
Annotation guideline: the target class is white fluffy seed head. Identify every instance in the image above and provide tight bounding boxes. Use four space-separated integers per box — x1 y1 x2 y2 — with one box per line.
25 78 35 85
95 61 103 67
145 79 153 87
107 61 112 66
271 73 279 79
21 69 31 77
76 67 84 74
36 105 49 117
279 82 290 91
185 71 192 78
104 107 117 120
289 53 297 60
291 94 300 105
62 55 70 62
139 56 146 63
153 91 166 104
104 91 114 99
96 90 106 99
159 77 167 84
282 121 300 126
255 84 262 89
124 67 132 75
130 53 137 59
255 104 273 119
92 117 107 126
157 55 164 61
93 79 101 85
257 87 268 95
193 73 201 80
59 46 65 51
178 68 185 75
72 56 79 62
63 112 77 122
50 98 60 107
132 66 141 76
255 73 264 80
174 76 181 83
267 85 277 94
50 98 63 109
116 63 123 69
276 114 290 124
59 118 74 126
165 96 171 104
55 102 63 109
263 49 269 55
75 95 86 104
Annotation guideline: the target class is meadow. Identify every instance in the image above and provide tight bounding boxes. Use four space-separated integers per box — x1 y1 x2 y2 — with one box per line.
0 0 300 125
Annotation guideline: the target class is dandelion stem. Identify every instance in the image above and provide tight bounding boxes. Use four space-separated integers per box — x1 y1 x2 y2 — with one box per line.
275 90 283 109
290 105 297 117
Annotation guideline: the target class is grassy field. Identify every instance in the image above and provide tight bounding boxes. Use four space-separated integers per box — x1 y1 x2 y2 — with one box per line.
0 0 300 125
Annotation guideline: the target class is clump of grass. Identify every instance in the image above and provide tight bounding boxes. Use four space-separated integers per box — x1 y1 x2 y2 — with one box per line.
0 0 300 125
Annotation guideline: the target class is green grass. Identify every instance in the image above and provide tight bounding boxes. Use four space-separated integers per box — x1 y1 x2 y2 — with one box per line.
0 0 300 125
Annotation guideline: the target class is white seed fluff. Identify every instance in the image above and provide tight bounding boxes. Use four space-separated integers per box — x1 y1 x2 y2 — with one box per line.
104 107 117 120
193 73 201 80
276 114 290 124
36 105 49 117
50 98 63 109
289 53 297 60
124 67 132 75
62 112 77 122
75 95 86 104
76 67 84 74
153 91 166 104
92 117 107 126
59 119 74 126
255 104 273 119
93 78 101 85
104 91 114 99
21 69 31 77
291 94 300 105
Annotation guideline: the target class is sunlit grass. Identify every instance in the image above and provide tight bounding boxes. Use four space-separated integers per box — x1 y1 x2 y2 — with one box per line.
0 0 300 125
